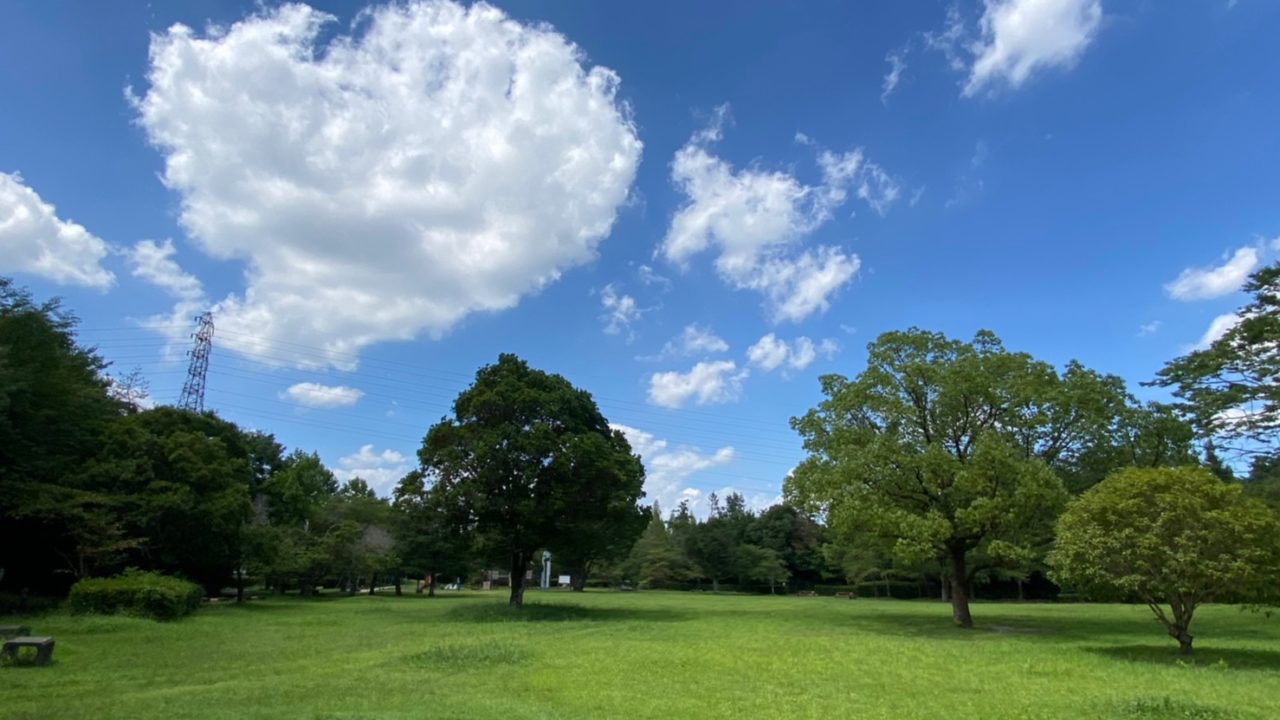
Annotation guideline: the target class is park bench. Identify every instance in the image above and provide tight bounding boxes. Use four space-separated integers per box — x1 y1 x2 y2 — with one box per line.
2 636 55 666
796 591 817 597
833 592 852 599
0 625 30 639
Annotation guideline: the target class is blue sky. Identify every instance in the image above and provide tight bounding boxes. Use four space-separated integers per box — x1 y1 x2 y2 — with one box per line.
2 0 1277 512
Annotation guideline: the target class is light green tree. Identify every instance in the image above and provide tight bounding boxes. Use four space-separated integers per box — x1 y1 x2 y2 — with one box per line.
1049 466 1280 655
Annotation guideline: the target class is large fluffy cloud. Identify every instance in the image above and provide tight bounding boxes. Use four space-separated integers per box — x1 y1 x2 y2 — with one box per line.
0 172 114 288
964 0 1103 97
133 1 641 369
612 423 734 514
660 107 896 323
1166 247 1259 301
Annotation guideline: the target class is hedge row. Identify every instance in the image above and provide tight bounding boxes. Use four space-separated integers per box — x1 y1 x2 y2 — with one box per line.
68 570 204 621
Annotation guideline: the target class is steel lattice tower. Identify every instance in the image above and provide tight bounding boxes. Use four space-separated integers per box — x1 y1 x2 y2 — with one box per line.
178 312 214 412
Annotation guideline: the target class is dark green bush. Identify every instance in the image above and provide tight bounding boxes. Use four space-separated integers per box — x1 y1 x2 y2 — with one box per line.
68 570 204 620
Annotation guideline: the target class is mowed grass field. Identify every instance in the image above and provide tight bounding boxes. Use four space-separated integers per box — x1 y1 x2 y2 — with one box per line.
3 591 1280 720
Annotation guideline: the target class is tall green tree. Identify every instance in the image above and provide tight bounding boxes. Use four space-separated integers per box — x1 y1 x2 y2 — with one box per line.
0 278 124 591
1153 261 1280 458
1049 466 1280 655
788 329 1086 627
418 354 646 607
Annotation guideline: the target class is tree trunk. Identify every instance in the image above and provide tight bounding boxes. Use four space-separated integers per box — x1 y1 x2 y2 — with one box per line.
368 574 376 595
1016 578 1025 602
948 546 973 628
1176 631 1194 655
235 568 245 604
940 573 949 602
394 574 402 596
428 575 436 598
508 551 528 607
711 577 720 594
570 561 589 592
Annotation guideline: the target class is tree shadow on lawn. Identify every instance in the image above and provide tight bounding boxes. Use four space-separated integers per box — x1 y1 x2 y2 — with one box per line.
444 602 692 624
1090 644 1280 672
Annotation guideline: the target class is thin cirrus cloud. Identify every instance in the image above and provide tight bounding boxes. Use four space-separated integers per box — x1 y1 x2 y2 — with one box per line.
282 382 365 409
0 171 114 289
131 0 642 371
659 105 898 324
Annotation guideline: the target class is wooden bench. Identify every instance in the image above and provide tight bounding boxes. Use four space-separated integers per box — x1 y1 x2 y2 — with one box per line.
0 625 30 639
2 636 54 666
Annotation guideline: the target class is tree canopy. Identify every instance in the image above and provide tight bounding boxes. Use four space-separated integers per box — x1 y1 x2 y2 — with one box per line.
418 354 646 606
1049 466 1280 654
1153 262 1280 459
787 328 1161 627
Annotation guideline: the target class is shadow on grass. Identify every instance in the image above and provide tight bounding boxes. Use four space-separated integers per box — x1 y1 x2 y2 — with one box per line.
833 606 1271 644
1090 644 1280 672
444 602 691 624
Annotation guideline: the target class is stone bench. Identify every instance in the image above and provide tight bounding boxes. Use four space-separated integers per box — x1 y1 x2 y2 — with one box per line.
0 625 30 639
2 636 55 666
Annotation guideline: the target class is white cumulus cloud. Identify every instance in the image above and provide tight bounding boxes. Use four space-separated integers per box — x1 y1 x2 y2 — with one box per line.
646 323 729 360
1165 247 1259 301
282 382 365 408
746 333 838 372
132 1 641 370
648 360 749 409
964 0 1103 97
599 283 645 338
0 172 114 288
612 423 734 514
334 443 410 496
660 106 895 323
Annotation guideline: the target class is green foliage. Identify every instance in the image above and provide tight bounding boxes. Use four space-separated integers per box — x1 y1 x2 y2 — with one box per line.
1050 466 1280 654
788 328 1084 626
68 570 204 621
419 354 646 606
77 408 255 592
0 278 125 590
1153 262 1280 458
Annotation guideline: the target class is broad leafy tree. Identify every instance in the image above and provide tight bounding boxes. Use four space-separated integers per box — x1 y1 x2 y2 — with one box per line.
0 279 124 591
78 407 255 593
788 329 1095 627
419 354 646 607
1049 466 1280 655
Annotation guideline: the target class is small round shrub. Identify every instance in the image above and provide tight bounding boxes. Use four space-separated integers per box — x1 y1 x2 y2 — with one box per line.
68 570 204 621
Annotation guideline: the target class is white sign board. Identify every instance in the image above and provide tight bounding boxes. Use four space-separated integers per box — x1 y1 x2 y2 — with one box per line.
558 575 571 585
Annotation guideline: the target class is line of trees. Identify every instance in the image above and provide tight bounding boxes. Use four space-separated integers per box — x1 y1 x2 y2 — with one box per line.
0 285 649 608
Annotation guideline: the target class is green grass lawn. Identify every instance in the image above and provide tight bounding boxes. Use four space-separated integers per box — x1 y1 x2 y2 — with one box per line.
3 590 1279 719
